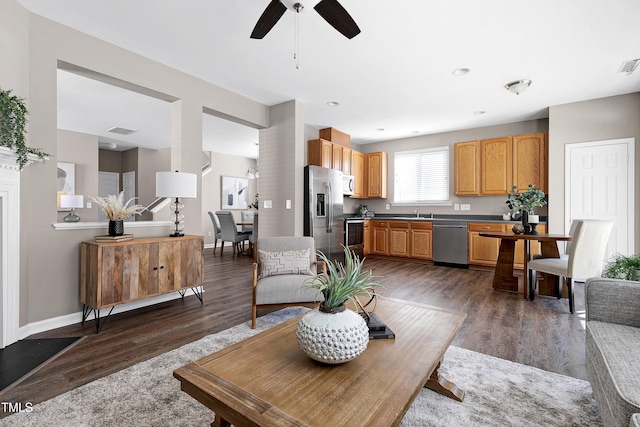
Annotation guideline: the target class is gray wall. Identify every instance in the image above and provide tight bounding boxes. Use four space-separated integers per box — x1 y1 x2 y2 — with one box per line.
548 93 640 251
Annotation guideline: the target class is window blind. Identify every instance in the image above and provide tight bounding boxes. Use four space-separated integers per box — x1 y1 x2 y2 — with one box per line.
394 147 449 203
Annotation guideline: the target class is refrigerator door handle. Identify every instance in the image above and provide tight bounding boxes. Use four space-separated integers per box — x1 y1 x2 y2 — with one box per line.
307 186 314 237
326 181 333 233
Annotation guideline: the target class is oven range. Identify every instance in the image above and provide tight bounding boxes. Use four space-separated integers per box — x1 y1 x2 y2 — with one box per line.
344 217 365 257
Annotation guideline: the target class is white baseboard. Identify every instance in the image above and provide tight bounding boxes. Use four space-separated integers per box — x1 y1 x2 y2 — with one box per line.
18 287 204 338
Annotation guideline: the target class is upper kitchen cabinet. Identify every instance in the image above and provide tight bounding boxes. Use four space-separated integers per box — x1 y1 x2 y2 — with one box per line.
454 141 481 196
512 132 547 193
365 151 388 198
308 138 352 175
351 150 365 198
481 137 513 195
454 132 548 196
308 139 332 168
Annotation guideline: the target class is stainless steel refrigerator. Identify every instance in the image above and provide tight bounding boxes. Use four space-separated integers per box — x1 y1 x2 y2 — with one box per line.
304 165 344 264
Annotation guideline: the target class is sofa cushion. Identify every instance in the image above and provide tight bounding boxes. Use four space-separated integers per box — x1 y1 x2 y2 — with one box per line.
586 320 640 426
258 249 314 279
255 274 323 305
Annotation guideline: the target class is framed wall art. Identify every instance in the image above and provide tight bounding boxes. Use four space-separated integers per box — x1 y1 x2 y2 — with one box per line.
221 176 249 210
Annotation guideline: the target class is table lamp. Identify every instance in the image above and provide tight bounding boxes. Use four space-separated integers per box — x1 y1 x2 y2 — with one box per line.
156 171 197 237
60 195 84 222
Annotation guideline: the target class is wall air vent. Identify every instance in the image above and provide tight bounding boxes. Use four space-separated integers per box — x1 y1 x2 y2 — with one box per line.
106 126 137 135
617 59 640 75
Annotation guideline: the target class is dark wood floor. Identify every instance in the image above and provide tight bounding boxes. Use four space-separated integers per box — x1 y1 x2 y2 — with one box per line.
0 249 588 418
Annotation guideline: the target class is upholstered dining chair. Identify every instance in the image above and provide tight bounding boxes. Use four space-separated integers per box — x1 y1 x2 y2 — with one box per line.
215 210 251 257
207 211 223 255
528 220 614 313
251 236 325 329
240 210 254 233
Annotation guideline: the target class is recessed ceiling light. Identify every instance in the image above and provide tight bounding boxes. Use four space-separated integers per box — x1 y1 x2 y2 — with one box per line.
473 111 486 115
376 128 385 132
452 68 470 76
326 101 340 107
411 130 420 134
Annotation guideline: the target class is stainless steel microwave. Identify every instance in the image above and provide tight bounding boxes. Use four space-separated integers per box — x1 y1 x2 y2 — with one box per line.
342 174 354 196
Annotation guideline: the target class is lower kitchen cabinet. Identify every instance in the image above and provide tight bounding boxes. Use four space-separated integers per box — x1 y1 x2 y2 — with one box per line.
371 220 389 255
468 223 503 266
410 221 433 260
389 221 410 257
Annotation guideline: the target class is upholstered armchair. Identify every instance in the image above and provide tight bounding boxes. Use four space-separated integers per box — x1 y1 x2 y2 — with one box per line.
251 236 325 329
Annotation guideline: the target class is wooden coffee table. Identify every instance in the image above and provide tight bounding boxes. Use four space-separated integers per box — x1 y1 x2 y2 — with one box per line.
173 297 466 427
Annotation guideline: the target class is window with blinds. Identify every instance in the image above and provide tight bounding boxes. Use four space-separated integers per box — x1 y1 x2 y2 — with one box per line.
394 147 449 203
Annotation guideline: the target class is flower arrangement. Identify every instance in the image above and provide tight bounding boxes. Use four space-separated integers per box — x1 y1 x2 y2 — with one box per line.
90 191 146 220
505 184 547 213
303 245 380 312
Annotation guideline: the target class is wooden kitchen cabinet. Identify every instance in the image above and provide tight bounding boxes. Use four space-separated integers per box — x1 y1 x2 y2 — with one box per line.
481 137 512 195
341 147 352 174
454 141 481 196
410 221 433 260
371 220 389 255
512 132 547 193
365 152 388 198
468 222 503 266
307 139 333 168
454 132 548 196
80 236 204 330
332 143 343 171
351 150 365 198
389 221 410 257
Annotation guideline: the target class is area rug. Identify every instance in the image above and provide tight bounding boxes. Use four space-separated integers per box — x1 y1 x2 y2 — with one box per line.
0 307 601 426
0 337 84 392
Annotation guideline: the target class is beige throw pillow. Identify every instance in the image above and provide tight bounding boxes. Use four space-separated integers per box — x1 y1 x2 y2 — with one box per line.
258 249 313 279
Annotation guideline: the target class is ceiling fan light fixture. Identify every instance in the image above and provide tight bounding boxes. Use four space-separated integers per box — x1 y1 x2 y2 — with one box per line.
505 79 532 95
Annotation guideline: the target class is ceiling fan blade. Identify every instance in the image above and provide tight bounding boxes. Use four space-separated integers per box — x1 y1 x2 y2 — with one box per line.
250 0 287 39
314 0 361 39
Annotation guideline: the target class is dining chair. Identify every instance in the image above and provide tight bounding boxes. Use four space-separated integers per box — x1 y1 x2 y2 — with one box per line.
241 210 254 233
215 210 251 257
207 211 223 255
527 220 614 313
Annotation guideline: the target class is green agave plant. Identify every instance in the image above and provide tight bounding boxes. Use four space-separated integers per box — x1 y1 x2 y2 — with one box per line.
303 245 380 312
0 87 50 170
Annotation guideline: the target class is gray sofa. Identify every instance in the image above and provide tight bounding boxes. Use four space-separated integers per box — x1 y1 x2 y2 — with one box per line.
585 278 640 426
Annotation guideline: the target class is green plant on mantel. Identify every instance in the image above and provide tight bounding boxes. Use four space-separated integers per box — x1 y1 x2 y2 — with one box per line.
601 253 640 281
0 87 50 170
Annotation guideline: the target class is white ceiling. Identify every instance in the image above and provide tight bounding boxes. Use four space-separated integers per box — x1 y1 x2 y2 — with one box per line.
21 0 640 158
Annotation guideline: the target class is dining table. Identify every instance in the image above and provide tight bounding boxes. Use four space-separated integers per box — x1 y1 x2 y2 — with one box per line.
479 231 572 300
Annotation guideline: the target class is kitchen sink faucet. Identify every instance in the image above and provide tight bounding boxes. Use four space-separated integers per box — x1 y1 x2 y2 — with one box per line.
414 209 419 218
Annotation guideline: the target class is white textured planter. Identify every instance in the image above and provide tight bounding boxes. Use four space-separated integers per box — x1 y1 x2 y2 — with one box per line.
296 305 369 364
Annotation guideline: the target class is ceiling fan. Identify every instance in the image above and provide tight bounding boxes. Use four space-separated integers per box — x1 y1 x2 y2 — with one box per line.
250 0 361 40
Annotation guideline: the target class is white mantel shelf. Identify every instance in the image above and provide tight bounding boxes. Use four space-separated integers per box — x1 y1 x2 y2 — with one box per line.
53 221 173 231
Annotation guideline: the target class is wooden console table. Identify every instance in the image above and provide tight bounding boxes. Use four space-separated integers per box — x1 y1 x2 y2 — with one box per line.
479 232 572 300
80 235 204 332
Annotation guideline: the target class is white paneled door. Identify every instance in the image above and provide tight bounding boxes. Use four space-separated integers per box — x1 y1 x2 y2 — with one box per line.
565 138 635 259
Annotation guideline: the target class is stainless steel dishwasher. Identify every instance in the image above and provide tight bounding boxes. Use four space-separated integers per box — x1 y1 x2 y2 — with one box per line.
432 220 468 267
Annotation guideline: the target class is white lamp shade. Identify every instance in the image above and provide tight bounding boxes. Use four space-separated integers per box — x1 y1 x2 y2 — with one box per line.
59 194 84 209
156 171 197 198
